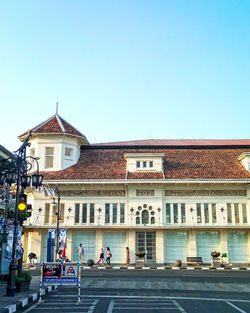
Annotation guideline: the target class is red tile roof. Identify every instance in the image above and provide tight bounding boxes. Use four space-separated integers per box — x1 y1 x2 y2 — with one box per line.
19 114 88 141
42 147 250 181
91 139 250 147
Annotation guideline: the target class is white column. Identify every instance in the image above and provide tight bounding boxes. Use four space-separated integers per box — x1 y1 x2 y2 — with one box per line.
127 230 136 263
220 230 229 264
95 230 103 261
156 230 164 264
188 230 196 257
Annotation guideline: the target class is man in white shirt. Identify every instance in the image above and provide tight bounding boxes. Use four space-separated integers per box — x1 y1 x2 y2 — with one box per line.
77 243 84 264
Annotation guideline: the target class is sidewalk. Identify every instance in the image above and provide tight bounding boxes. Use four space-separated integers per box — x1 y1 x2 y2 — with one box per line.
0 276 55 313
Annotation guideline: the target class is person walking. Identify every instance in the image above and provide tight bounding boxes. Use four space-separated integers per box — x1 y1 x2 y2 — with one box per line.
106 247 112 266
77 243 84 264
96 248 104 266
28 252 36 267
125 247 130 265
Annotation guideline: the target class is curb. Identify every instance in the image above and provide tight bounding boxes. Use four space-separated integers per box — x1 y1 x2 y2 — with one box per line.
82 266 250 271
2 285 57 313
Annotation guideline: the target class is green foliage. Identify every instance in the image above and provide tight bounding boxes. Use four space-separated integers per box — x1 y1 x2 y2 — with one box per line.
222 252 227 258
15 271 32 283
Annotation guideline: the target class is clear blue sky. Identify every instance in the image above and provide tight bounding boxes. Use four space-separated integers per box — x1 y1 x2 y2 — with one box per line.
0 1 250 152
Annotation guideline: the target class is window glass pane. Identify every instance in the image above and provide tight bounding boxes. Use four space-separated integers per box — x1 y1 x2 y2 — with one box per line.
149 161 153 168
136 217 140 224
204 203 209 223
75 204 80 224
143 161 147 168
181 203 186 223
173 203 178 223
212 203 217 223
136 161 140 168
113 203 117 223
52 206 57 224
45 147 54 168
166 203 171 224
90 203 95 223
142 210 149 224
151 217 155 224
234 203 240 224
242 203 247 223
45 203 50 224
65 148 73 157
227 203 232 223
105 203 110 223
82 204 87 223
60 203 64 223
120 203 125 223
197 203 201 223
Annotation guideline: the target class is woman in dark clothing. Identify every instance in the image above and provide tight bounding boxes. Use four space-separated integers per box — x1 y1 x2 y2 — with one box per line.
106 247 111 265
96 248 104 266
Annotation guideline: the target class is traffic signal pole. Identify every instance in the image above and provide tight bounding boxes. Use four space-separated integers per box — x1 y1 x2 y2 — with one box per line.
6 157 22 296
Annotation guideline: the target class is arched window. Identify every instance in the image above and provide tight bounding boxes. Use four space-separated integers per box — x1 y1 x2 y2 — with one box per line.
142 210 149 224
151 217 155 224
136 217 140 224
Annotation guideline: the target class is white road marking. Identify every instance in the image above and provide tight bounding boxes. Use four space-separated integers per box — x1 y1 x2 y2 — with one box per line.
22 304 38 313
87 299 99 313
50 294 250 303
226 301 247 313
110 299 186 312
173 300 187 313
107 299 115 313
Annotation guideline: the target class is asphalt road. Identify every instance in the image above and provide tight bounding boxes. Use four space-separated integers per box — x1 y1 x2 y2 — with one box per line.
23 270 250 313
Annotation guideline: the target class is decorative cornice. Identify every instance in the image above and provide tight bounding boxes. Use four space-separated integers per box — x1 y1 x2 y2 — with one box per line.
136 190 155 196
165 190 247 196
60 190 125 197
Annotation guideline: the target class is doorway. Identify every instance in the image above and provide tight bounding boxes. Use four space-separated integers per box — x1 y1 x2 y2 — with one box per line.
136 231 156 263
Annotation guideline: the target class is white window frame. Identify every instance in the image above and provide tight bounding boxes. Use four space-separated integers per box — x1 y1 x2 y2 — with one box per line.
45 147 54 169
65 147 73 160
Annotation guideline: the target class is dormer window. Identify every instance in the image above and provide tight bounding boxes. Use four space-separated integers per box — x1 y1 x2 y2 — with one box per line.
65 147 73 160
136 160 155 170
45 147 54 169
125 153 164 172
238 152 250 172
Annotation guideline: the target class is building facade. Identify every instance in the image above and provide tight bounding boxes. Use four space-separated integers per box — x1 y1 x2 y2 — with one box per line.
20 114 250 264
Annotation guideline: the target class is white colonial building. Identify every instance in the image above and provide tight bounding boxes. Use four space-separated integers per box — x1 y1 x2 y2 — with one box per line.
19 114 250 265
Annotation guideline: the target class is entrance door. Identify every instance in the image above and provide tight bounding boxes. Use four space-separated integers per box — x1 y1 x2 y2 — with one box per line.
196 232 219 263
72 231 96 262
228 232 248 263
165 232 187 263
136 232 156 263
104 232 126 263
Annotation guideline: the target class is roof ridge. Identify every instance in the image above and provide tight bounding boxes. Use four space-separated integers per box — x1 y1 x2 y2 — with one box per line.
56 114 66 133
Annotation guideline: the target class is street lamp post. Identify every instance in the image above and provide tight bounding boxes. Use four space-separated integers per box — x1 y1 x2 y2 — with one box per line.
0 132 43 296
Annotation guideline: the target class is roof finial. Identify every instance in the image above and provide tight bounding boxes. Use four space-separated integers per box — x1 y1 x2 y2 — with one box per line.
56 102 58 115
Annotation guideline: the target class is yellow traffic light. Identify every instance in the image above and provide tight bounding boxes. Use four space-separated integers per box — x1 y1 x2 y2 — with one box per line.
18 194 27 211
18 202 26 211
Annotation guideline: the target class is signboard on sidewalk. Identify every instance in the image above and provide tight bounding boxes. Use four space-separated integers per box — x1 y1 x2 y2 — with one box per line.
40 262 81 304
42 263 79 284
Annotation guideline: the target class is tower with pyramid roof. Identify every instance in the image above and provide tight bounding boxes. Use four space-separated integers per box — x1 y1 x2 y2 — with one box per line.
19 113 89 171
